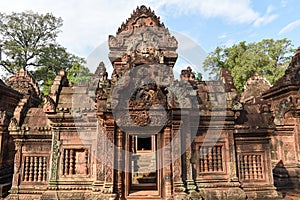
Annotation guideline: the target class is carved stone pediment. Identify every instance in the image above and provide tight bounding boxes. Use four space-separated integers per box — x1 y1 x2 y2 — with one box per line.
241 73 271 103
271 47 300 88
108 5 178 76
6 69 41 107
116 5 165 35
43 96 56 113
129 83 167 109
109 26 177 52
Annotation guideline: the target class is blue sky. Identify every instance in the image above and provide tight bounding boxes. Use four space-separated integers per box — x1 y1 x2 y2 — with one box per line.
0 0 299 78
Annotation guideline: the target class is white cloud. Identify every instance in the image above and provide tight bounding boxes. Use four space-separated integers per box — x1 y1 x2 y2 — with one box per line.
253 5 277 27
0 0 278 70
0 0 141 58
140 0 277 26
281 0 288 8
218 33 228 39
278 19 300 35
253 13 277 27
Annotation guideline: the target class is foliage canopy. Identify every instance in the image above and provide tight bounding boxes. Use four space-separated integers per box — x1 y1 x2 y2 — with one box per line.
0 11 91 94
203 38 295 92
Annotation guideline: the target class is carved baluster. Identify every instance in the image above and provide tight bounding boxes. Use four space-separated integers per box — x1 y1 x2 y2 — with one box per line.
38 157 43 181
64 149 69 175
244 155 249 180
70 149 75 174
132 136 136 153
213 146 217 171
12 141 22 186
203 147 208 172
85 149 88 174
34 156 38 181
217 146 222 171
253 155 257 179
248 155 253 179
24 157 29 181
240 155 244 179
43 157 47 181
60 148 65 176
208 147 213 171
199 148 203 172
257 155 263 179
29 156 34 181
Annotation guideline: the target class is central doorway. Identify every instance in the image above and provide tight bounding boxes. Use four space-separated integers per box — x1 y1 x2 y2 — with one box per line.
130 135 158 192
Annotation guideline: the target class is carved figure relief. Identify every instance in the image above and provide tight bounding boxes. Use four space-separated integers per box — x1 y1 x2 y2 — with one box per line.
43 95 56 113
0 110 7 125
128 83 167 126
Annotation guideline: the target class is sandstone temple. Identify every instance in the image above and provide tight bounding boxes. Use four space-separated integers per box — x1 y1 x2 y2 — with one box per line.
0 5 300 200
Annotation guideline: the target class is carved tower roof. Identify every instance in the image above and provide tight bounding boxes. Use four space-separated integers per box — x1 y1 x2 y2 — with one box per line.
108 5 178 81
263 47 300 98
220 68 237 92
271 47 300 88
241 72 271 103
6 69 40 100
117 5 165 34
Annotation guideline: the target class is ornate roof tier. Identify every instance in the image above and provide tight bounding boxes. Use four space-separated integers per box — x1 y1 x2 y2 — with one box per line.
108 5 178 79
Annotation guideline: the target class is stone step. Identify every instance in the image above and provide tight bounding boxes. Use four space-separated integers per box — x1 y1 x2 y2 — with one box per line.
137 160 156 162
133 169 156 174
132 154 155 158
136 162 155 167
126 196 162 200
135 162 155 167
127 190 161 200
136 159 155 162
134 157 155 160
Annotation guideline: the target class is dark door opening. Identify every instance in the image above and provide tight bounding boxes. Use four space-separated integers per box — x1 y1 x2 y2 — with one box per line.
137 136 152 151
131 135 157 192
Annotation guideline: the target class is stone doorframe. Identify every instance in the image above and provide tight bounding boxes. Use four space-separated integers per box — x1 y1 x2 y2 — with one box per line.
124 131 163 198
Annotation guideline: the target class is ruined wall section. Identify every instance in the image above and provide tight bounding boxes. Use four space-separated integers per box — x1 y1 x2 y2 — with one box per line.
0 80 22 197
263 47 300 193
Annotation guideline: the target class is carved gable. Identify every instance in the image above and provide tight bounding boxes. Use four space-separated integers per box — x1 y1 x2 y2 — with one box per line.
108 5 178 84
116 5 165 34
6 69 40 104
271 47 300 89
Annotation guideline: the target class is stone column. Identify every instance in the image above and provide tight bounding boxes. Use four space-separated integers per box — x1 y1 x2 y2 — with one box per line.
163 126 172 198
10 140 22 193
48 128 60 190
228 129 239 182
103 123 115 196
0 127 3 165
172 121 186 198
93 120 106 191
184 113 197 192
116 128 124 199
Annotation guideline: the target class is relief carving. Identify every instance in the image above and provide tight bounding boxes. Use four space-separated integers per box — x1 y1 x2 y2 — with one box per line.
49 130 60 182
274 97 294 125
43 95 56 113
9 117 19 130
0 110 6 125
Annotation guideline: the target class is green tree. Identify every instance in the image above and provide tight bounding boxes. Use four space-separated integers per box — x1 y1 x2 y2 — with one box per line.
203 38 295 92
193 72 203 81
0 11 62 73
0 11 91 94
67 62 92 84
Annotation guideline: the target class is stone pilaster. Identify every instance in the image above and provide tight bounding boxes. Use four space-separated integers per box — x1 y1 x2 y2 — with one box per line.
172 121 186 199
10 140 22 194
116 128 124 199
102 123 115 197
163 126 172 199
48 129 60 190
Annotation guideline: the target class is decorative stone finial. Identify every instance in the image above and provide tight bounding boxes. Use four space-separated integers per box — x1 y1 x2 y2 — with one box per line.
59 69 66 77
180 66 195 81
241 72 271 103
